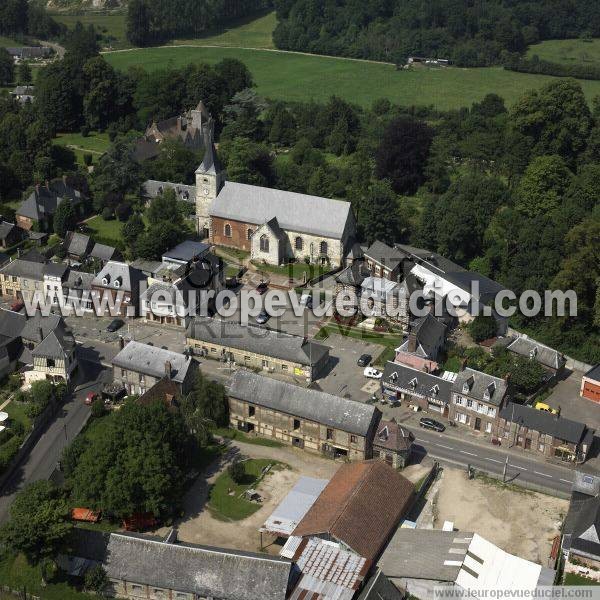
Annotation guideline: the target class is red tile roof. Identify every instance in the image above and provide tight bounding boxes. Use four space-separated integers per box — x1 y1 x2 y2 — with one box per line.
292 460 415 560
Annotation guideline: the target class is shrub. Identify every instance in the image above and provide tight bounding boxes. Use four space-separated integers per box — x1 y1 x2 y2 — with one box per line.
469 315 498 342
101 207 114 220
85 565 108 593
80 125 90 137
83 153 93 166
228 460 245 484
115 202 133 222
91 398 107 419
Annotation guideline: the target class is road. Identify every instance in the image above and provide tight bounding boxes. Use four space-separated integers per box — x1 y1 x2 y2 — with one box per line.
411 425 577 496
0 359 111 524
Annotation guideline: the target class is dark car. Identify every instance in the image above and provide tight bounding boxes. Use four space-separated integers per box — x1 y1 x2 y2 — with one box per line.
107 318 125 333
255 309 270 325
256 282 268 295
419 417 446 432
357 354 372 367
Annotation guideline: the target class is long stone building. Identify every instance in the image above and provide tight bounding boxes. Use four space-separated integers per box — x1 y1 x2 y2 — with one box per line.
227 369 381 460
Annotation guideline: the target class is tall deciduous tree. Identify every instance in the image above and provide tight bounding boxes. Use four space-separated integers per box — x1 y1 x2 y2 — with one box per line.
357 180 404 246
53 199 77 238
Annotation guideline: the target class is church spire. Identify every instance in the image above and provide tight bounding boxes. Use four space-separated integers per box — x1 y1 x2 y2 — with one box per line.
197 129 222 176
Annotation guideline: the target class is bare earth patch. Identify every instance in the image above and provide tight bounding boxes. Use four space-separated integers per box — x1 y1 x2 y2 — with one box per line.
434 467 567 565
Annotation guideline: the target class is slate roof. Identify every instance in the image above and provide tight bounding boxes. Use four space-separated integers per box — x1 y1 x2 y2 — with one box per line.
67 529 292 600
92 261 146 293
0 309 26 339
400 313 446 358
373 419 413 453
210 181 353 239
44 262 68 279
187 318 330 367
382 361 455 404
0 221 16 241
0 253 46 281
131 259 163 277
378 528 473 582
21 312 63 343
112 341 194 384
31 327 75 359
293 460 415 560
361 276 400 301
17 180 83 221
357 569 403 600
453 367 508 406
163 240 210 263
64 231 93 258
197 129 223 175
63 270 94 291
506 336 566 370
364 241 404 270
335 262 370 286
585 365 600 383
90 242 117 262
142 180 196 204
227 369 380 437
499 402 589 445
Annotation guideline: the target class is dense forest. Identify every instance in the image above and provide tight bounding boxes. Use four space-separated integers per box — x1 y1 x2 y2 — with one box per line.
125 0 272 46
0 0 65 41
273 0 600 66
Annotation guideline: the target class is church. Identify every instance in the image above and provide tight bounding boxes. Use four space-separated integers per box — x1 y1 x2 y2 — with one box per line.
144 103 356 268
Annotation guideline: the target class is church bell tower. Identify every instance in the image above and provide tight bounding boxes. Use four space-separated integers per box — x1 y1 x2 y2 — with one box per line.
195 130 224 239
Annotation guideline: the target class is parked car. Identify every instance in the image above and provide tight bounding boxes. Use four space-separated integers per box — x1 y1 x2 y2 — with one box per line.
10 300 24 312
534 401 558 415
256 282 268 295
107 318 125 333
419 417 446 432
85 392 98 406
300 292 313 309
364 366 382 379
357 354 372 367
255 309 270 324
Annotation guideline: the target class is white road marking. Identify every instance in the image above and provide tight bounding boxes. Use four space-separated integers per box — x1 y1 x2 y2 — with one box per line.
460 450 477 457
414 438 426 442
560 479 573 484
485 458 503 464
509 464 527 471
534 471 553 478
436 444 454 450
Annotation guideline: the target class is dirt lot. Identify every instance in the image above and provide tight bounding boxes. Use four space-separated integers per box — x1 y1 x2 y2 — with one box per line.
433 467 568 565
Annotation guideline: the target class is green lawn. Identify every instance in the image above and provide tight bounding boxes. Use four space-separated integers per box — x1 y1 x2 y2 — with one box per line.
104 46 600 109
0 36 21 47
85 215 123 245
251 260 327 281
50 12 129 50
174 11 276 49
208 458 282 521
0 553 94 600
54 131 110 167
5 400 32 431
528 38 600 66
564 572 600 585
213 426 284 448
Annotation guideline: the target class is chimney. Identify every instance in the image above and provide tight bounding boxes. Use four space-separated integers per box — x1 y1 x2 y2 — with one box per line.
423 365 429 374
38 327 44 341
119 336 125 350
165 360 172 379
407 331 417 353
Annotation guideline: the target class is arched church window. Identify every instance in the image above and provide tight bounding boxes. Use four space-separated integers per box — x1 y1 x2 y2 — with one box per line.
260 235 269 253
295 237 303 251
247 229 253 241
224 223 232 237
320 241 328 255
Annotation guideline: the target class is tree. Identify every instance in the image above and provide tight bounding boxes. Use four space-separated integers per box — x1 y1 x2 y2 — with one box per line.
375 116 434 194
516 155 572 217
221 89 266 141
85 565 109 594
151 139 200 185
219 138 274 186
228 461 245 484
92 136 144 199
0 48 15 86
53 199 77 238
135 221 185 260
356 180 404 246
17 61 31 85
468 315 498 342
1 481 71 562
214 58 253 98
146 189 184 228
126 0 152 46
123 213 145 248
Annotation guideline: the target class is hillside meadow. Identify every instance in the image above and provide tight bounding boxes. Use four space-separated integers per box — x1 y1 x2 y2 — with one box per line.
104 46 600 110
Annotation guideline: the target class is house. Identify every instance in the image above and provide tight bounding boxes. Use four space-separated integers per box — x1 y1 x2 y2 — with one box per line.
227 369 381 460
449 368 509 434
334 260 370 298
372 418 414 468
137 377 181 412
363 240 405 282
16 178 85 232
133 100 213 163
161 240 210 269
357 569 404 600
6 47 52 61
111 340 197 396
398 313 446 361
396 244 508 332
0 310 27 378
0 221 25 249
90 242 119 264
91 261 146 317
60 528 294 600
193 131 356 267
381 361 457 415
497 402 593 463
292 460 415 561
29 326 77 384
0 248 47 300
581 365 600 404
141 253 224 327
505 335 567 379
43 262 69 305
360 276 405 322
63 231 94 261
131 259 164 279
9 85 35 103
562 473 600 572
142 180 197 208
186 317 330 381
62 270 95 314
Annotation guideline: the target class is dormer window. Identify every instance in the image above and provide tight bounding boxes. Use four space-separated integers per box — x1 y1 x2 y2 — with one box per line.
102 274 110 285
462 382 469 394
431 384 439 396
409 377 418 389
529 347 538 359
390 372 398 382
378 426 389 441
114 276 122 288
483 382 496 401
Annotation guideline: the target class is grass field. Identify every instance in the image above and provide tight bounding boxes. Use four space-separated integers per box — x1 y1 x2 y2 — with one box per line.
54 131 110 166
213 426 283 448
50 11 129 50
104 46 600 109
208 458 281 521
563 572 600 585
528 38 600 66
0 36 21 47
85 215 123 245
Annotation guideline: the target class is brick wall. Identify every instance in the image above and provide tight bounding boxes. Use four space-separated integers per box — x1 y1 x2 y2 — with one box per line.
582 379 600 404
211 217 254 252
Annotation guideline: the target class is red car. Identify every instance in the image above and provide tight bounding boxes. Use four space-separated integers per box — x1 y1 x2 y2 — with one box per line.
85 392 98 406
10 300 24 312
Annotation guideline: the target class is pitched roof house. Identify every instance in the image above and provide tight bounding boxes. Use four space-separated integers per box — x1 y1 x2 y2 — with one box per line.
505 335 566 374
63 231 94 260
91 261 147 316
293 460 415 560
398 313 446 360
